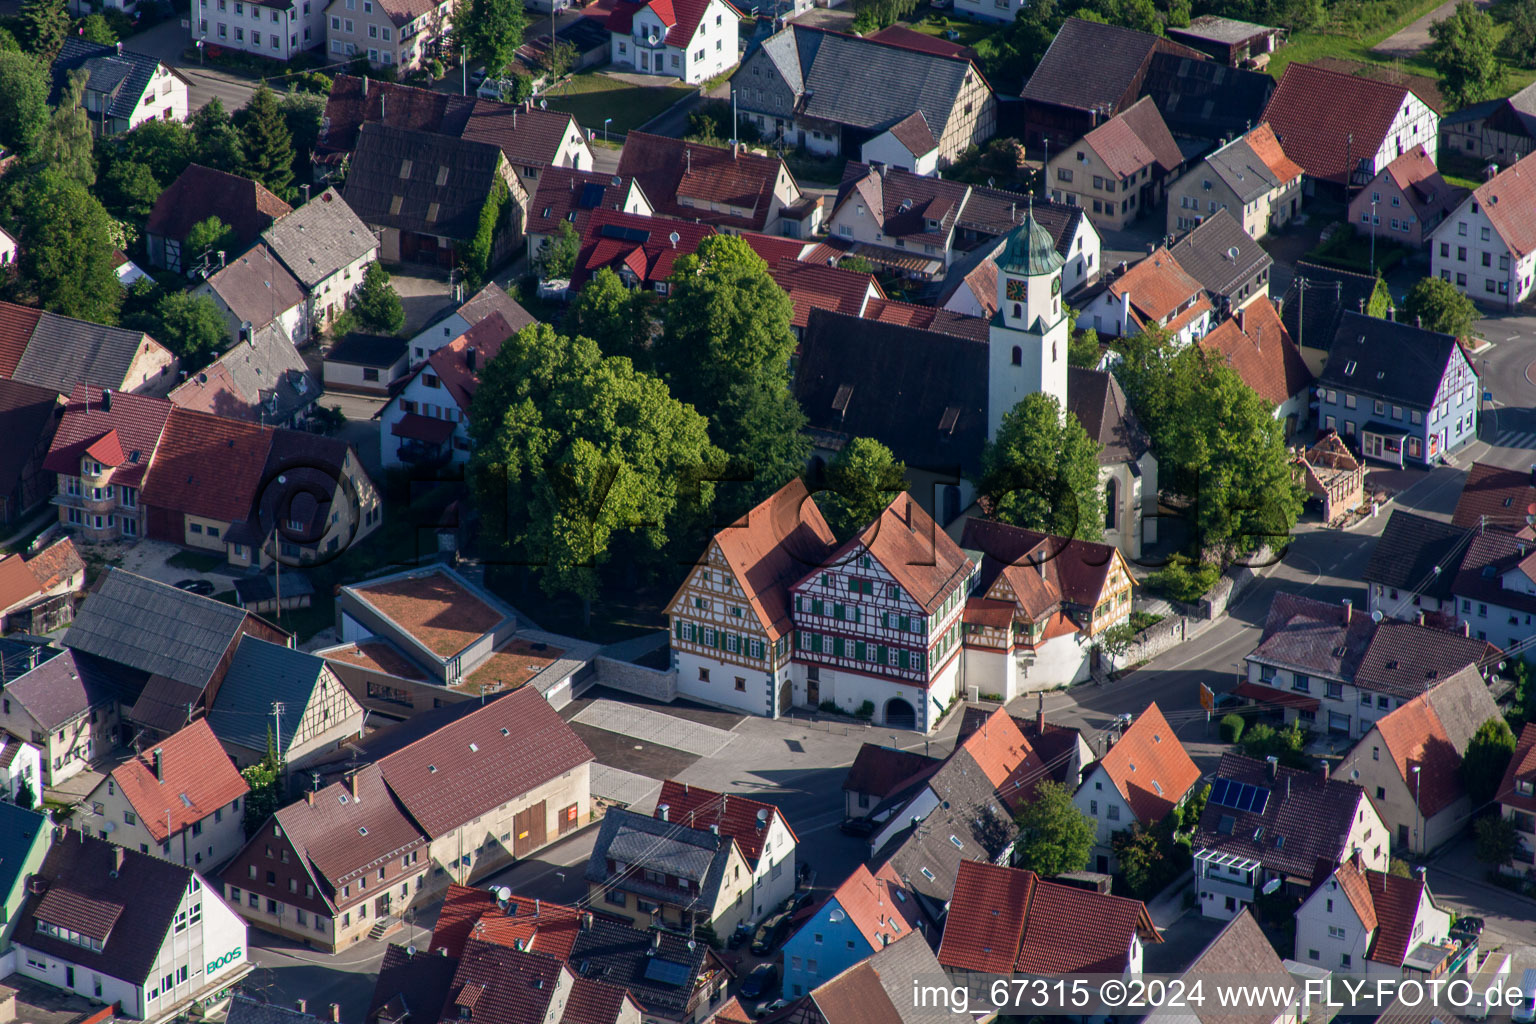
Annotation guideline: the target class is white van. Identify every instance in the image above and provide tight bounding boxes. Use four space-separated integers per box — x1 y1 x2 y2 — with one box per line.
1513 968 1536 1024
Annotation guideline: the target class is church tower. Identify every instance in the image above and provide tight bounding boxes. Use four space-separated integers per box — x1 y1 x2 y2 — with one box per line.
988 208 1070 441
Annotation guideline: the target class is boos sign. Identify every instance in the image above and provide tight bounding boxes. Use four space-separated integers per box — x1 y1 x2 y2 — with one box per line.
207 948 243 975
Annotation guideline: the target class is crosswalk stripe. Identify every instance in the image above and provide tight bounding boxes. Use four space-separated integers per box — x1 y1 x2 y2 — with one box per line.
1495 431 1536 449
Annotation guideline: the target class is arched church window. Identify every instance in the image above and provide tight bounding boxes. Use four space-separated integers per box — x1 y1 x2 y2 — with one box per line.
1011 346 1022 366
1012 303 1021 320
1105 477 1118 531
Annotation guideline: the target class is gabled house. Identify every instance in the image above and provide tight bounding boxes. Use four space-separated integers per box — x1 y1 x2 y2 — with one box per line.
0 731 42 803
1279 259 1393 373
221 686 592 951
64 568 289 738
403 281 535 364
13 830 251 1021
1315 311 1479 466
193 244 310 348
1350 145 1463 249
41 384 171 544
1240 591 1497 739
585 806 754 937
323 332 408 397
1167 16 1284 66
460 100 595 196
525 168 652 264
74 718 248 869
654 780 797 924
1066 367 1159 559
315 75 476 164
1429 150 1536 309
572 210 715 290
958 517 1135 693
606 0 742 83
785 933 950 1024
957 699 1093 789
765 257 884 340
1192 752 1388 920
1335 664 1498 855
0 803 49 954
781 863 919 999
206 636 364 769
1198 296 1313 437
1169 210 1274 317
732 25 995 165
0 648 134 786
0 380 63 526
861 110 942 176
145 165 292 275
343 123 527 271
1076 247 1214 345
1294 855 1453 975
1150 910 1300 1024
48 39 190 137
379 311 512 468
1020 18 1206 151
1454 461 1536 530
1450 525 1536 650
423 937 643 1024
0 534 86 636
1440 79 1536 165
1167 123 1303 239
260 188 379 332
937 860 1159 982
1496 722 1536 879
618 133 817 237
666 478 836 719
1073 702 1200 872
169 328 318 427
1363 509 1468 622
199 0 326 63
0 301 177 396
1262 62 1439 191
1045 96 1184 230
323 0 454 72
842 744 939 821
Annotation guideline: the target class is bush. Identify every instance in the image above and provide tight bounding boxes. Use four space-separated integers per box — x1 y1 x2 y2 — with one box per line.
855 700 875 720
1219 713 1245 744
1146 554 1221 603
818 700 839 714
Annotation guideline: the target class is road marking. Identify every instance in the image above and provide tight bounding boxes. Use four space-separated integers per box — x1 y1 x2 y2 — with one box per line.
1494 430 1536 450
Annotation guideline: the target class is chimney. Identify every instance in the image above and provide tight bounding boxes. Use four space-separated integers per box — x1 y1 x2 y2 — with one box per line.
296 1001 308 1015
657 804 669 822
305 790 314 806
534 899 540 916
363 75 369 96
1120 289 1130 336
1528 463 1536 488
1035 691 1045 734
709 823 720 836
1463 621 1471 637
115 40 122 54
152 747 164 782
101 388 112 413
1417 611 1425 626
1266 755 1279 779
348 773 359 799
466 346 477 372
1036 557 1045 580
113 846 125 873
686 148 691 174
329 1005 340 1023
581 912 593 931
651 932 662 951
1235 308 1245 333
1342 598 1352 624
1319 761 1329 782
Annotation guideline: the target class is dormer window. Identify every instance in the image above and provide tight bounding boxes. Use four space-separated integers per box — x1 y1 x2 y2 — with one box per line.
1520 780 1534 796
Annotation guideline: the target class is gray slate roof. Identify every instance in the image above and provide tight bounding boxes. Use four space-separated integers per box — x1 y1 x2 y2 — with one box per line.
343 124 505 242
2 649 137 732
14 312 157 395
1203 135 1290 204
65 568 254 688
1317 311 1465 410
262 189 378 289
586 807 730 911
233 572 315 606
226 996 327 1024
207 635 329 755
1168 211 1272 300
749 26 978 141
170 332 318 425
1361 509 1468 602
50 38 167 121
1421 664 1500 755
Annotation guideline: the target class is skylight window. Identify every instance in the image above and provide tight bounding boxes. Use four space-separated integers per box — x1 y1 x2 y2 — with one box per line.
338 794 349 805
359 826 368 836
469 742 479 753
920 867 935 881
949 835 964 849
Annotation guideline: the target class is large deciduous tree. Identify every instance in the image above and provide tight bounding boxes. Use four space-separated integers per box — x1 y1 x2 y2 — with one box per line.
459 0 527 78
564 267 654 365
6 169 122 323
1403 276 1481 338
32 68 95 186
817 437 907 540
0 50 48 155
1011 780 1096 878
1428 2 1505 108
980 391 1104 541
1462 717 1517 807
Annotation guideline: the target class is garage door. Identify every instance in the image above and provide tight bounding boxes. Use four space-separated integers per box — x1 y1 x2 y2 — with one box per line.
513 801 547 857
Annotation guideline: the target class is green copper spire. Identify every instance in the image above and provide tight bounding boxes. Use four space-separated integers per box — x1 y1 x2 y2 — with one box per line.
998 197 1065 277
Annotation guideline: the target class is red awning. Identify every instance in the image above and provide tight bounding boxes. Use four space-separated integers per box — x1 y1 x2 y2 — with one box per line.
1233 681 1321 713
391 413 456 444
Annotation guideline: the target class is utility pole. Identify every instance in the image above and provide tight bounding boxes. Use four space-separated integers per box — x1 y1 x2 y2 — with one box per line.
272 702 285 761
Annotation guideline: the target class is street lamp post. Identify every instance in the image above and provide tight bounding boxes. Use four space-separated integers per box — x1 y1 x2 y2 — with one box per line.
603 117 612 143
1370 198 1379 273
1410 764 1421 857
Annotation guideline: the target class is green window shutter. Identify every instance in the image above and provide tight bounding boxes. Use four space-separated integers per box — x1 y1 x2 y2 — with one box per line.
852 607 860 623
795 595 802 612
877 644 887 664
855 641 866 660
898 649 910 669
794 632 802 650
833 637 845 657
899 615 910 631
674 621 684 640
812 599 823 616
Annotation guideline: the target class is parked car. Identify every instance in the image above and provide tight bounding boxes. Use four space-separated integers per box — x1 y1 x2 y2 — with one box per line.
750 913 789 955
1451 916 1485 942
780 890 812 916
741 962 780 1000
839 816 877 837
175 579 215 595
757 998 790 1018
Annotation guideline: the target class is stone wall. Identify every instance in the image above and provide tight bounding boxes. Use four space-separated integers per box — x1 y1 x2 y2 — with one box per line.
589 655 677 702
1197 546 1273 620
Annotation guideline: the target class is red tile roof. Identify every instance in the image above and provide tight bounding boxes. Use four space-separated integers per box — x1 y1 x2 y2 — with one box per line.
1474 151 1536 258
144 164 292 247
1082 96 1182 180
956 705 1035 789
861 298 989 341
1094 702 1200 822
655 780 796 868
618 133 791 233
939 861 1159 975
574 210 715 288
526 169 643 239
317 76 475 158
111 719 250 841
1109 247 1207 327
142 407 274 524
425 311 512 414
1198 297 1313 406
431 884 586 961
1365 867 1427 966
25 535 84 593
0 552 41 612
825 862 919 951
842 744 939 798
818 492 974 616
1245 123 1305 185
694 478 838 644
766 258 881 330
1453 461 1536 530
1263 63 1428 185
1375 145 1462 226
1329 856 1378 932
865 24 980 63
0 302 42 378
1371 690 1464 816
1496 721 1536 815
43 384 172 488
603 0 736 48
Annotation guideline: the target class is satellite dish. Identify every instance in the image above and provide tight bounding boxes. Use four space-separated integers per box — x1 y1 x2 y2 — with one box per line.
611 175 622 187
1370 609 1383 622
687 939 697 951
407 946 418 956
1227 246 1239 261
668 231 680 245
496 886 513 902
539 99 547 110
828 908 846 923
647 31 658 43
1261 877 1282 895
103 821 115 833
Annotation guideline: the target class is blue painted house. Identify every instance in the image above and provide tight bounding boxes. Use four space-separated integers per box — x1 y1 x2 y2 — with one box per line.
1315 311 1480 468
782 861 921 999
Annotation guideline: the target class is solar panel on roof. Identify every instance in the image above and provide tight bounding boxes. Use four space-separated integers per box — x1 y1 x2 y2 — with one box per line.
1209 777 1270 815
1208 777 1231 806
579 183 605 209
599 223 650 244
642 958 692 987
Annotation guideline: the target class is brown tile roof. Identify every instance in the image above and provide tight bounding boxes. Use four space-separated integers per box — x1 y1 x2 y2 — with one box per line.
961 517 1122 615
1497 722 1536 815
573 210 715 287
835 162 968 250
456 282 536 336
1475 151 1536 257
462 101 582 170
526 169 643 239
1365 867 1429 966
0 379 60 498
1263 62 1430 185
1108 247 1206 326
939 861 1159 975
318 76 475 158
375 686 592 838
43 384 170 486
1329 856 1378 932
1095 702 1200 822
0 302 42 378
1352 619 1497 700
842 743 940 797
766 258 880 331
1066 367 1150 466
440 937 571 1024
655 780 795 868
865 24 979 63
809 961 905 1024
145 164 292 246
1453 461 1536 529
352 570 506 658
25 535 84 593
203 244 306 331
823 492 974 616
617 133 792 233
1198 297 1313 406
1082 96 1182 180
861 297 988 341
1377 145 1464 226
1176 910 1296 1024
431 884 586 961
110 719 249 841
424 311 510 414
697 478 837 644
1245 123 1305 184
142 406 273 524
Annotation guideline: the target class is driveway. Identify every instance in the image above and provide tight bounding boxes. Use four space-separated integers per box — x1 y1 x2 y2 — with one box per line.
117 537 238 591
1371 0 1493 58
128 16 261 112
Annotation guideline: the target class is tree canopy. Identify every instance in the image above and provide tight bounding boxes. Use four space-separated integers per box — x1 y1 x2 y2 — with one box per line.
124 283 231 371
563 266 654 365
535 219 580 282
17 0 69 60
818 438 907 540
4 169 122 324
0 50 48 155
980 391 1104 541
1428 2 1505 109
468 324 720 621
459 0 527 76
1012 780 1096 877
353 261 406 334
238 84 295 200
1462 717 1517 808
32 68 95 187
1403 276 1480 338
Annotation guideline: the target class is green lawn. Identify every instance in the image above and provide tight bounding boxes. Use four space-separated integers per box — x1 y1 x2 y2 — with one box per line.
541 73 695 136
907 13 992 47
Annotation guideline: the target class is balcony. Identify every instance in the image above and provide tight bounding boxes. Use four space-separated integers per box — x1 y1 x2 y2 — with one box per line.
396 443 451 467
52 492 118 513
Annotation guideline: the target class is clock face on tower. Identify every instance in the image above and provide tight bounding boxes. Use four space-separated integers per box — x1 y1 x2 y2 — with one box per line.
1051 277 1061 297
1005 278 1027 302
